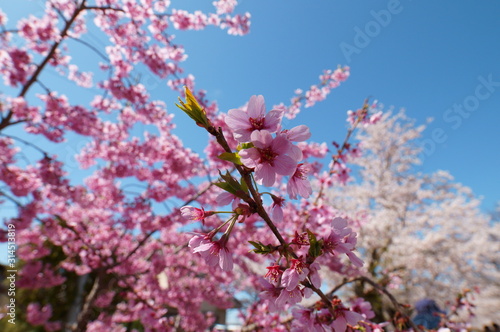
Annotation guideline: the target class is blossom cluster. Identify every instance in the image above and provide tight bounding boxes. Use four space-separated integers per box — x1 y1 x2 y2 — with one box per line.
174 88 375 330
3 0 487 331
284 66 351 119
227 95 312 194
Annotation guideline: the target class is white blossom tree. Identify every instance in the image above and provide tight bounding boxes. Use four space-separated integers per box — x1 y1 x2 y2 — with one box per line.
324 110 500 327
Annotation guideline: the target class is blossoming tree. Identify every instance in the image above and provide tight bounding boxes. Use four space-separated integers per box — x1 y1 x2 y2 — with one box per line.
323 110 500 328
0 1 492 331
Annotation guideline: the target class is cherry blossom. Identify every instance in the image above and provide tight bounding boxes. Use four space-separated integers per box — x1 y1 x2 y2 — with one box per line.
239 130 297 186
323 217 363 267
287 163 312 199
1 1 493 330
225 94 283 142
189 233 234 271
180 205 213 221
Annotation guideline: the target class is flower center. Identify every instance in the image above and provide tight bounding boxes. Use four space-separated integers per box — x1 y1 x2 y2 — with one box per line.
249 116 265 130
293 163 308 179
258 147 277 165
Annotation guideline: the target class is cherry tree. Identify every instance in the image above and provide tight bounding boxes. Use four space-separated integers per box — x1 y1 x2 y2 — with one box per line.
0 0 491 331
323 110 500 328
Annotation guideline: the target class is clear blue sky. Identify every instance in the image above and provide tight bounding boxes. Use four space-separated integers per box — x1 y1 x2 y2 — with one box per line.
2 0 499 213
168 0 500 213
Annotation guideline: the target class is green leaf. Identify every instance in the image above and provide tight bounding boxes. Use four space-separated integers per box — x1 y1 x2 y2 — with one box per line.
218 152 243 165
214 181 235 194
214 170 249 200
175 86 210 128
237 142 254 150
307 229 322 258
248 241 274 255
240 177 248 193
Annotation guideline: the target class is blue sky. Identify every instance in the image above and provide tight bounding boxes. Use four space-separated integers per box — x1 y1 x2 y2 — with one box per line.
1 0 499 215
167 0 500 213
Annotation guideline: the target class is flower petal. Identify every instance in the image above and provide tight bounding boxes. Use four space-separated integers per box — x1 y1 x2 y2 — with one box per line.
331 317 347 332
271 134 291 154
226 109 250 130
250 130 272 148
255 163 276 187
247 95 266 118
288 144 303 161
264 109 284 133
347 251 364 267
287 125 311 141
239 148 260 167
344 310 364 325
274 155 297 176
219 247 234 271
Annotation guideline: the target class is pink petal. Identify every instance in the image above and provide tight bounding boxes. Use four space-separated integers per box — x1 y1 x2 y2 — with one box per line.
264 109 283 133
233 130 252 142
192 242 213 255
271 134 291 154
287 125 311 141
344 310 364 325
346 251 364 267
281 269 300 291
272 205 283 222
188 235 205 249
205 246 220 266
250 130 272 148
255 163 276 187
331 217 348 230
287 179 299 199
226 109 250 130
274 155 297 176
219 247 234 271
247 95 265 118
295 178 312 198
331 317 347 332
239 148 260 167
288 144 303 161
216 192 235 206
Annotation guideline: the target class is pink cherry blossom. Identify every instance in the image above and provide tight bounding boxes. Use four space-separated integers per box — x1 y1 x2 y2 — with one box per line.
270 195 285 222
189 233 233 271
226 95 283 142
258 279 282 312
331 308 364 332
239 130 297 186
180 205 212 221
351 298 375 320
221 13 251 35
26 303 52 326
323 217 363 267
281 258 309 291
213 0 238 14
275 287 303 308
264 264 283 286
216 191 240 209
287 163 312 199
308 261 322 289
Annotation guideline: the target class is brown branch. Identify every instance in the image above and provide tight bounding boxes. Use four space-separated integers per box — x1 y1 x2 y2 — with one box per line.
82 5 125 12
302 274 423 331
71 271 103 332
206 125 288 247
